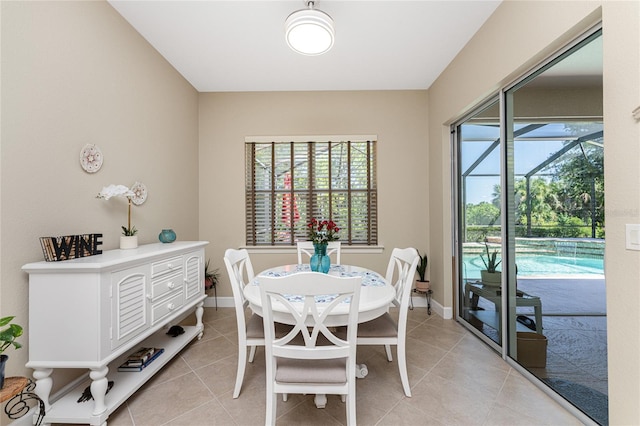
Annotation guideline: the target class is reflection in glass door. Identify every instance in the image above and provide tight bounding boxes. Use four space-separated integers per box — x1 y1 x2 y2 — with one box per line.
455 29 607 425
455 99 503 348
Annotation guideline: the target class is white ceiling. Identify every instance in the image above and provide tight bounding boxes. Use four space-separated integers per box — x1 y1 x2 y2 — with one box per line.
107 0 503 92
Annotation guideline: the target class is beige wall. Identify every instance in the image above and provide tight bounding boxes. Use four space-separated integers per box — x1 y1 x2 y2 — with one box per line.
0 0 199 393
199 91 429 295
428 0 639 423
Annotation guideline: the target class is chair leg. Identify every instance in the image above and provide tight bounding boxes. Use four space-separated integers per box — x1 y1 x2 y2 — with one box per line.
396 343 412 397
233 345 247 398
265 387 276 426
384 344 393 361
347 392 356 425
249 345 257 363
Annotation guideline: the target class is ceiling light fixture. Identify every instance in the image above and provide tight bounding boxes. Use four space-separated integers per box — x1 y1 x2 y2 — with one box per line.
285 1 334 56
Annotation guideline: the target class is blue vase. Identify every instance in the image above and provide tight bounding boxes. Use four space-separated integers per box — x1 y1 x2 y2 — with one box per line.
310 243 331 273
159 229 176 243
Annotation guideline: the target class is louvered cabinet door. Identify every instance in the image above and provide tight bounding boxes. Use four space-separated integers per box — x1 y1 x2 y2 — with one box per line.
184 253 203 301
110 264 149 350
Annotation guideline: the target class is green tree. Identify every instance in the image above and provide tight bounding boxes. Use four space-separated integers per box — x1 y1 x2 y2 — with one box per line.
514 177 558 226
551 142 604 231
466 202 501 225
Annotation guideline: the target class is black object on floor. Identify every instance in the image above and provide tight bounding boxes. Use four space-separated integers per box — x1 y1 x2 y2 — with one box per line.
77 380 114 403
542 378 608 425
167 325 185 337
516 315 536 331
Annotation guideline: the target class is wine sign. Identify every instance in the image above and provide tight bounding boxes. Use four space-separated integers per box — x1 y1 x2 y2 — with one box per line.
39 233 103 262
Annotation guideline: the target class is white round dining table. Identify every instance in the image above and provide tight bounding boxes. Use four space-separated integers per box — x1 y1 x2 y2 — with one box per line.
244 264 394 409
244 264 395 327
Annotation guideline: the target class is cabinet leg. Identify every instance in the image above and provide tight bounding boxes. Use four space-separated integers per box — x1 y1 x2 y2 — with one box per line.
195 300 204 339
32 368 53 413
89 367 109 416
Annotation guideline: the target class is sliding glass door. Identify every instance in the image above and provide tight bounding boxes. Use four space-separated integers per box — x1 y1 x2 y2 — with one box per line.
454 29 607 425
455 99 503 349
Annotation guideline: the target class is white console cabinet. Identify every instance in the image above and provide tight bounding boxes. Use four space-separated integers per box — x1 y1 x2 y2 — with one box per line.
22 241 208 426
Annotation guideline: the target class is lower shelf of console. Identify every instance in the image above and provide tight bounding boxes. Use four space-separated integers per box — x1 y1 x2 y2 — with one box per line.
39 325 202 425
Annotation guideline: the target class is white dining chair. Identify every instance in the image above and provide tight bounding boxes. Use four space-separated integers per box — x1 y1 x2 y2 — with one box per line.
355 247 419 397
296 241 342 265
223 248 262 399
259 272 362 426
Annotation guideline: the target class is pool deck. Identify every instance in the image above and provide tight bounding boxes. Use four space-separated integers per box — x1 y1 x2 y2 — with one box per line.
517 276 605 315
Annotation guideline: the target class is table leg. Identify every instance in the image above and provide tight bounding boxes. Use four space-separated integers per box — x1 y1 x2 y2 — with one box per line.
534 304 543 333
314 393 327 408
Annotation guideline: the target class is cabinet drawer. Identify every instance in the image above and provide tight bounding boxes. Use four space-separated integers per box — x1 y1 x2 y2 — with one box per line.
151 292 184 324
152 256 183 278
151 272 183 300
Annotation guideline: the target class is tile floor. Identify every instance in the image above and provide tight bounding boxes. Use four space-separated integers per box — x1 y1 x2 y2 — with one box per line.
96 306 583 426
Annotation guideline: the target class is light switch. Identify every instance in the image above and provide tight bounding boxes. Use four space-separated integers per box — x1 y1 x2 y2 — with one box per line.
626 224 640 250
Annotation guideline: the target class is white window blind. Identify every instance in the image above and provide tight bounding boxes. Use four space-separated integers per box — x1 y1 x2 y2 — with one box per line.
245 138 378 246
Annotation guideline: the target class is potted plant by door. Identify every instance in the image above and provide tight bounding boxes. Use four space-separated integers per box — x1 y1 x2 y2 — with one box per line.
0 316 23 389
415 252 430 291
480 242 502 287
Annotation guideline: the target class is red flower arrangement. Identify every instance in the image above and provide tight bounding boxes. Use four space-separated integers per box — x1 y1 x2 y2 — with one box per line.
307 218 340 244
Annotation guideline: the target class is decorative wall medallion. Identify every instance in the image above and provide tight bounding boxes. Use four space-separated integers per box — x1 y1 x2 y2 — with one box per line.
80 144 103 173
130 182 148 206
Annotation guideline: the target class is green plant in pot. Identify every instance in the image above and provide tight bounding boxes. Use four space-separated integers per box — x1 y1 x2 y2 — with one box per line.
204 259 220 310
0 316 23 389
415 252 430 291
204 259 220 291
480 242 502 287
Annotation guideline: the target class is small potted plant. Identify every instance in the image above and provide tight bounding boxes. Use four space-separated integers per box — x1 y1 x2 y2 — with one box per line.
97 184 141 249
415 252 430 291
204 259 220 291
480 242 502 287
0 316 23 389
204 259 220 309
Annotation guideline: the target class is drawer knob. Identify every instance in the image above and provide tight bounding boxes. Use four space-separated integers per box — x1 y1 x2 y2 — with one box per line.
167 263 174 269
167 281 175 289
167 303 175 310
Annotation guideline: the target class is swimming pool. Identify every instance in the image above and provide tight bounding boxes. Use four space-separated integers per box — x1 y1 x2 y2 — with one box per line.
463 254 604 277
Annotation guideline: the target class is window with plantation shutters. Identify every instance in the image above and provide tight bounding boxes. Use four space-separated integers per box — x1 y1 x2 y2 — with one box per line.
245 137 378 246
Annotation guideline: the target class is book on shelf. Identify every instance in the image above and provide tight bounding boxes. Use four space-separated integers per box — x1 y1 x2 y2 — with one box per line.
118 347 164 372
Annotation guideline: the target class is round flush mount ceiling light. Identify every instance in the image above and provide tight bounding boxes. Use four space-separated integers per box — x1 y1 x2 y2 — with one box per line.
285 1 334 56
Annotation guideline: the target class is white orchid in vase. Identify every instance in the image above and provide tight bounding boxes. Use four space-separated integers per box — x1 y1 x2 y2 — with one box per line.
97 184 138 236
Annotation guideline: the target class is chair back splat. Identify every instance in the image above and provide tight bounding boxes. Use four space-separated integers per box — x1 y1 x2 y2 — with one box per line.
259 272 361 425
296 241 342 265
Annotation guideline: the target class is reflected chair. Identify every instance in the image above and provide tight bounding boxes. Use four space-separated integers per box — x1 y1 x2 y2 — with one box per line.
296 241 341 265
259 272 361 425
355 247 419 397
